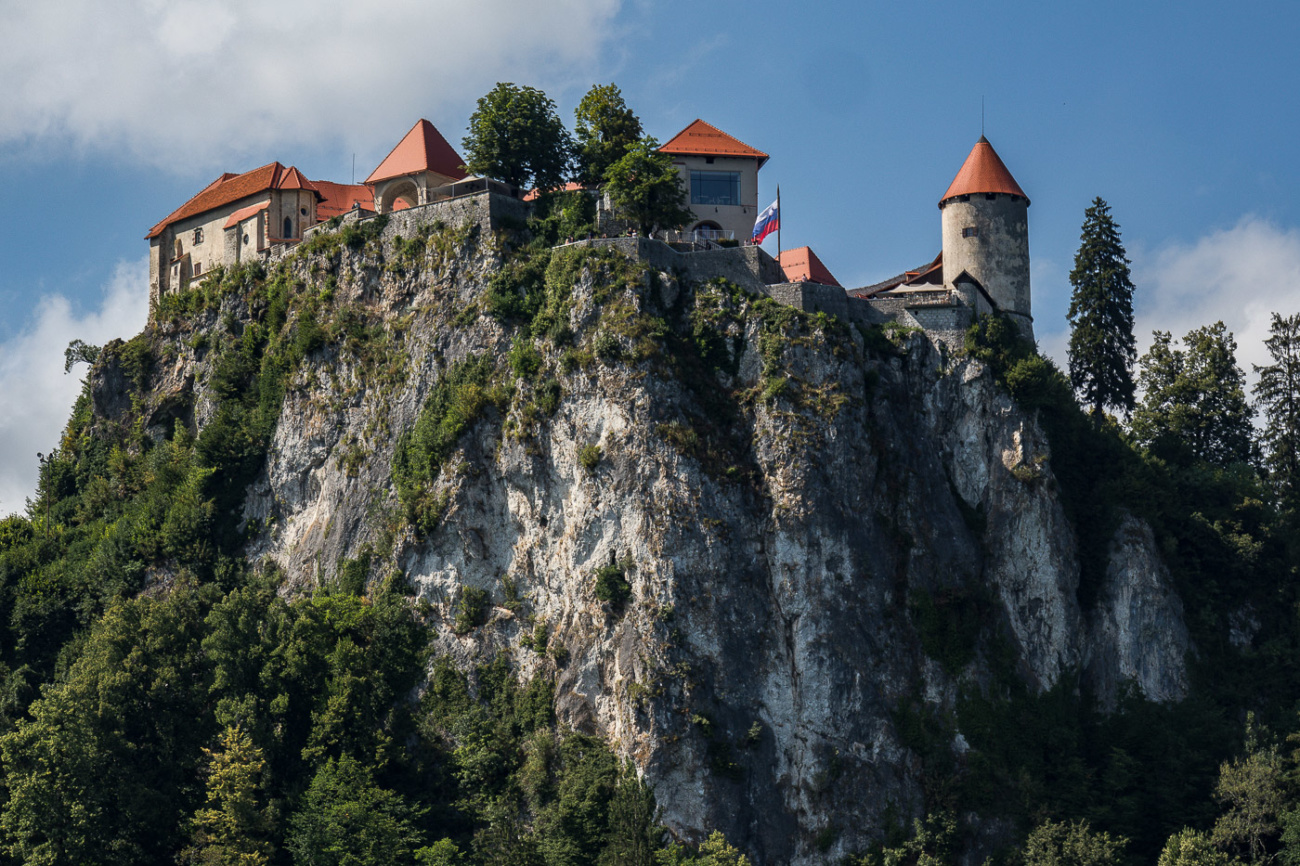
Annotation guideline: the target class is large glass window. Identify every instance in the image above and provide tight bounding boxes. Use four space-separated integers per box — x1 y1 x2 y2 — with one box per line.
690 171 740 206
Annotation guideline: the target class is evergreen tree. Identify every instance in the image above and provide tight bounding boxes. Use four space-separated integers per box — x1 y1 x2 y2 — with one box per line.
1067 197 1138 417
573 84 643 186
1254 312 1300 507
1131 322 1255 466
178 724 276 866
603 137 694 237
463 83 572 192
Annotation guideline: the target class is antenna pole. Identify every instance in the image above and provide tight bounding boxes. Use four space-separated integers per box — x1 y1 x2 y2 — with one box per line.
981 97 985 136
352 154 356 185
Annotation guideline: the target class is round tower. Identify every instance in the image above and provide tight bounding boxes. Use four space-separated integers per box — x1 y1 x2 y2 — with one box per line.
939 136 1032 338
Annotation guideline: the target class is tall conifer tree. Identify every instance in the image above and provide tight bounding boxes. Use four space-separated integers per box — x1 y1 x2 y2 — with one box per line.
1067 198 1138 417
1254 312 1300 506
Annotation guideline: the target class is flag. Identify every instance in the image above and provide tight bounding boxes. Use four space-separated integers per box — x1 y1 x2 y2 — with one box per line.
752 198 779 244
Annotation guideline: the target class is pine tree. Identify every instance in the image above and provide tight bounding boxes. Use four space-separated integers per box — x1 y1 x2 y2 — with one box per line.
1254 312 1300 507
1131 322 1255 466
1067 197 1138 418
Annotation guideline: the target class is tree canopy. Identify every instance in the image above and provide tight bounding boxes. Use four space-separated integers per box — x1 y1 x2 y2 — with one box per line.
1067 197 1138 418
602 137 694 236
1254 312 1300 507
463 83 571 192
1130 322 1255 466
573 84 643 186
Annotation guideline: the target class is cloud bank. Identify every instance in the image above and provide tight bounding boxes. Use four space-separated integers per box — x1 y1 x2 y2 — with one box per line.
0 0 622 170
1039 217 1300 388
0 260 149 516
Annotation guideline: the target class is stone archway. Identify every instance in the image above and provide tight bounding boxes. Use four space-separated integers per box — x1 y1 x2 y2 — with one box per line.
375 178 421 214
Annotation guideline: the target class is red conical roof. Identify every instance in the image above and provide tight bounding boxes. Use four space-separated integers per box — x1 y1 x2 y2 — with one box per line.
365 119 466 184
939 136 1028 205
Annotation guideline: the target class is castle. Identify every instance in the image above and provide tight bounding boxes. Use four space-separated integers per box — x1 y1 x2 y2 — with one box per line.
146 115 1032 342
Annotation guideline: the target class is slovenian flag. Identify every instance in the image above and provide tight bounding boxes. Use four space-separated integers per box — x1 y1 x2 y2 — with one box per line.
752 198 779 244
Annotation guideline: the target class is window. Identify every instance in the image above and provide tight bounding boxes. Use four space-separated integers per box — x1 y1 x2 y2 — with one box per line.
193 261 202 276
243 233 250 245
300 207 307 216
284 217 294 239
962 226 979 238
690 171 740 206
192 227 204 244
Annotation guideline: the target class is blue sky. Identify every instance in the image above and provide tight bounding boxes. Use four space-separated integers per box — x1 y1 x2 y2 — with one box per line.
2 0 1299 511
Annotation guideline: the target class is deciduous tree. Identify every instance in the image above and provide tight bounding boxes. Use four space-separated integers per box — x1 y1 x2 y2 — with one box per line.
1131 322 1255 466
1067 198 1138 418
573 83 643 186
603 137 694 237
463 83 571 192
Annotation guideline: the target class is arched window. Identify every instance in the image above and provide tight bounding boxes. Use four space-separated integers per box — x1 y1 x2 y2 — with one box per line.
284 217 294 239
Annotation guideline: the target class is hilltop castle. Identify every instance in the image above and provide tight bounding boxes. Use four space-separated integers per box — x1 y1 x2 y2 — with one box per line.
146 115 1032 342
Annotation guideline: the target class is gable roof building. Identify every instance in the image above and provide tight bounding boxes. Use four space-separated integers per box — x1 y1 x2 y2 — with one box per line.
367 119 468 213
779 247 841 287
660 119 768 242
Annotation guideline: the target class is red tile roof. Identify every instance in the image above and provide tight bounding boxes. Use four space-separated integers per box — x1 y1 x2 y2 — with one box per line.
313 181 375 219
940 136 1028 205
223 200 269 229
365 119 467 184
779 246 841 287
659 119 769 168
522 181 588 202
146 162 319 238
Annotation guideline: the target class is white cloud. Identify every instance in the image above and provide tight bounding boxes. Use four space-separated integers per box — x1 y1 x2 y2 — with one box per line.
0 0 622 171
0 259 149 516
1036 217 1300 387
1131 216 1300 382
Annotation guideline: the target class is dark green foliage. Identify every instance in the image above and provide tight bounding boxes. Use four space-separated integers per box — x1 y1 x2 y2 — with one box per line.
529 189 599 247
393 355 508 533
62 339 100 373
1023 819 1127 866
1131 323 1255 467
593 562 631 610
573 83 643 186
335 549 371 597
287 754 427 866
463 83 571 191
510 336 544 381
1254 313 1300 507
454 587 491 635
118 334 154 389
602 137 694 236
909 587 988 675
1067 197 1138 417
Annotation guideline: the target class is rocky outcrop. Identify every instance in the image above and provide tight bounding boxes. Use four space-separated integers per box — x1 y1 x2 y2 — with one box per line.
131 220 1192 865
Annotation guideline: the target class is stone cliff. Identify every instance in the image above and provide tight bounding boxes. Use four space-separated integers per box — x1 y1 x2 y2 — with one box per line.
106 215 1191 864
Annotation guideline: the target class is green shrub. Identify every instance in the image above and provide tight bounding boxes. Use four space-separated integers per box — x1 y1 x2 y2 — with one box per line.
508 336 543 381
593 562 631 610
593 331 623 363
578 444 603 473
454 586 490 635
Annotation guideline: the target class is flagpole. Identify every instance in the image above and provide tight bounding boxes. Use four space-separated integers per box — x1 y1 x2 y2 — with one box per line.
776 185 781 263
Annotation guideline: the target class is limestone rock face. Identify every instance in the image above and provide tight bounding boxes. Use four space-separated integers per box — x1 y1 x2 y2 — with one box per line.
1085 516 1192 707
136 225 1193 865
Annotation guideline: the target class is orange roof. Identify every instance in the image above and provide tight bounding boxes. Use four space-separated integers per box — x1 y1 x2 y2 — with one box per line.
523 181 588 202
313 180 375 219
779 247 841 287
365 119 467 184
223 200 269 229
659 119 769 168
146 162 320 238
940 136 1028 205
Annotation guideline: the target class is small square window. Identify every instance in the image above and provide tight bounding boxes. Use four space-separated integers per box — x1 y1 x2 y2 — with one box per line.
193 228 204 244
962 226 979 238
193 261 202 276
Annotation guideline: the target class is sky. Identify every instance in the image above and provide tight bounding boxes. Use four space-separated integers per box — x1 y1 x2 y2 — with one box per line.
2 0 1299 513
